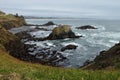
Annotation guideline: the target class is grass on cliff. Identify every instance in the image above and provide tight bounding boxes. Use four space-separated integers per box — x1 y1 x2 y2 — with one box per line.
0 14 17 21
0 27 17 45
0 49 120 80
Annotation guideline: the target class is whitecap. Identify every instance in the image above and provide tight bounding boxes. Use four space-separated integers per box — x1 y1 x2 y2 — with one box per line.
75 32 82 36
96 25 106 31
91 32 120 39
25 41 55 48
109 40 119 43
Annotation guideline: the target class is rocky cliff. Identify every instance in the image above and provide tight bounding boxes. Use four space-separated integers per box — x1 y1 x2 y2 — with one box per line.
82 43 120 70
0 12 26 30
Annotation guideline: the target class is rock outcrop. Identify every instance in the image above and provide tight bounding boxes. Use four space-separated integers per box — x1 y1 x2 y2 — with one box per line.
82 43 120 70
76 25 97 30
0 14 26 30
47 25 81 40
61 44 78 51
43 21 55 26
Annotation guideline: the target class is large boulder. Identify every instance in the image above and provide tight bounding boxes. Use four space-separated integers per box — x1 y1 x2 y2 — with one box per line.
76 25 97 30
47 25 81 40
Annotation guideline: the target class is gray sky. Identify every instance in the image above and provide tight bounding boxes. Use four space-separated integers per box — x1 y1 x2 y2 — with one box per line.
0 0 120 19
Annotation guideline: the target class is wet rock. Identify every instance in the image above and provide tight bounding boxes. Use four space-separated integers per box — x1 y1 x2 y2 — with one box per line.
76 25 97 30
61 44 78 51
35 49 67 66
47 25 81 40
42 21 55 26
5 38 67 66
83 60 92 66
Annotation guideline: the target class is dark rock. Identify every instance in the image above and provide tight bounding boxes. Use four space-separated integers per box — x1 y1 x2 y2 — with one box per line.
76 25 97 30
35 49 67 66
81 42 120 70
61 44 78 51
43 21 55 26
47 25 81 40
83 60 92 66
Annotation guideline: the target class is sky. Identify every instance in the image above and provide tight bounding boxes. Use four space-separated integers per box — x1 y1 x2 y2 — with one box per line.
0 0 120 19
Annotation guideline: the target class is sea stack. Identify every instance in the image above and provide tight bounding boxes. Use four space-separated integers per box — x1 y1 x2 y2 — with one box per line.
47 25 81 40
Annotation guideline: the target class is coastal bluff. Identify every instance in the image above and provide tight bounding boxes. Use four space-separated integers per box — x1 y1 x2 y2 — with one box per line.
0 11 26 30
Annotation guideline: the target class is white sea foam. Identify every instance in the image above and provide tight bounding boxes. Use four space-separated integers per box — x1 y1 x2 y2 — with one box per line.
75 32 82 36
109 40 119 43
9 26 35 34
30 26 36 29
29 31 51 38
61 42 79 46
86 37 115 47
91 32 120 39
25 41 55 48
96 25 106 31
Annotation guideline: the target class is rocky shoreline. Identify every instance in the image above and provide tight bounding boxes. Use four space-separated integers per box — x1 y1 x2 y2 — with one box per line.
0 11 120 69
6 24 81 66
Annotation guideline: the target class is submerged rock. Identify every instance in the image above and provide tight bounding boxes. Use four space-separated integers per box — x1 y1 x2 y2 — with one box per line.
47 25 81 40
61 44 78 51
76 25 97 30
43 21 55 26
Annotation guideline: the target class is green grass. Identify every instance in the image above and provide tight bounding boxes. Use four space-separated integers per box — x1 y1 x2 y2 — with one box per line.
0 50 120 80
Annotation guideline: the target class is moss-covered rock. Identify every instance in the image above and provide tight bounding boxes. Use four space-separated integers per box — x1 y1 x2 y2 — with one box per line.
47 25 81 40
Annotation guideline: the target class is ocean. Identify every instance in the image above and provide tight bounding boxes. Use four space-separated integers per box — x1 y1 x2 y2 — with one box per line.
10 19 120 68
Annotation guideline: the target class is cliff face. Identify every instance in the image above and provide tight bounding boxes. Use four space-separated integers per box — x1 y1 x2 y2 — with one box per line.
0 11 25 49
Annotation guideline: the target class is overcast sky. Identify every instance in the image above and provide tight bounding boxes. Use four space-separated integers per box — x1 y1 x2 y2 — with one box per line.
0 0 120 19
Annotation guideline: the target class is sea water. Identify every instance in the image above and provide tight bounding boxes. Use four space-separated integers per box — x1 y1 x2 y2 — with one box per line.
10 19 120 67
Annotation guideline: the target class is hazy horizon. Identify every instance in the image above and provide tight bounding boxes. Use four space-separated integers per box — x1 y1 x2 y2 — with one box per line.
0 0 120 19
